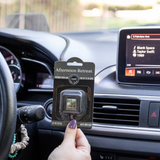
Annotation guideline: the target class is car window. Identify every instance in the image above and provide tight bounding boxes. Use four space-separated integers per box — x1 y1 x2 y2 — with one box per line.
0 0 159 32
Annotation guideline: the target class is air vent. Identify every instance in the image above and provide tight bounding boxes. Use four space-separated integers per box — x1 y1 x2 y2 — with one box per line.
93 98 140 126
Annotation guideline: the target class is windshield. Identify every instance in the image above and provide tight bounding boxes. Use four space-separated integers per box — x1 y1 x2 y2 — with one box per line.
0 0 160 33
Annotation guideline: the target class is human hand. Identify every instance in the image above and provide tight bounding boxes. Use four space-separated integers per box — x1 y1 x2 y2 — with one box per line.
48 119 91 160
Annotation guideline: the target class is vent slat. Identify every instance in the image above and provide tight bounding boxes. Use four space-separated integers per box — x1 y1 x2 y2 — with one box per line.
93 118 139 123
94 107 140 112
94 102 140 107
93 98 140 126
93 112 139 117
118 108 139 112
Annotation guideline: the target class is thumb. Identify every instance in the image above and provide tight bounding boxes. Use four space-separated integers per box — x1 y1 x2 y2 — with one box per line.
61 119 77 147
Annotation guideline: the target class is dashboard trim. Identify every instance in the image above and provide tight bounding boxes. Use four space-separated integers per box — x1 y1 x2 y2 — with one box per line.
39 116 160 141
28 89 53 92
21 57 53 78
88 124 160 141
93 123 160 132
22 57 54 90
57 35 70 61
94 93 160 101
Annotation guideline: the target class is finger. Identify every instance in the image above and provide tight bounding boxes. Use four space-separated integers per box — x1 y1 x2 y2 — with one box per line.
61 119 77 147
76 129 90 153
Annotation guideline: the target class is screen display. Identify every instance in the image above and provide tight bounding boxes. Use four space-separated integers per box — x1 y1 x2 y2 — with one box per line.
125 34 160 77
66 98 77 110
117 28 160 85
36 72 53 88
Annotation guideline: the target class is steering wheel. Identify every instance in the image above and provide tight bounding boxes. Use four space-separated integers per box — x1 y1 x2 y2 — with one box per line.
0 53 17 159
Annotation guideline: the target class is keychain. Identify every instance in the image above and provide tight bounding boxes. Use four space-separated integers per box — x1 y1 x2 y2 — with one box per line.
8 124 29 159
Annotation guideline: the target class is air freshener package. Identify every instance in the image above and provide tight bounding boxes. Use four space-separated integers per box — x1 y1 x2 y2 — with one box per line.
52 57 95 129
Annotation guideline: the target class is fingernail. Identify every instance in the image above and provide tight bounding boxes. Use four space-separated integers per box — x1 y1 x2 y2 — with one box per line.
69 119 77 129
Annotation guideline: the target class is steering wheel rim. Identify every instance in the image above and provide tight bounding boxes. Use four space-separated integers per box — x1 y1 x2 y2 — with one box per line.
0 53 17 159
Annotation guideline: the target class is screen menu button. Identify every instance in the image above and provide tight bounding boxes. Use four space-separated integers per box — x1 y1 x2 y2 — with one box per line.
145 70 152 75
155 70 160 75
135 69 143 75
125 69 135 76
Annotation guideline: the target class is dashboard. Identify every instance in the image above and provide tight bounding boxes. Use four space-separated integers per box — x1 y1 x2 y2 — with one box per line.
1 27 160 160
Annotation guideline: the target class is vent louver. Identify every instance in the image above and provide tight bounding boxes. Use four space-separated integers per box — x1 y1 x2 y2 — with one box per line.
93 98 140 126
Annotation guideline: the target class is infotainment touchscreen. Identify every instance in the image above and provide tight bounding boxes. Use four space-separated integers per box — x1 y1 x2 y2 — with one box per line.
117 28 160 85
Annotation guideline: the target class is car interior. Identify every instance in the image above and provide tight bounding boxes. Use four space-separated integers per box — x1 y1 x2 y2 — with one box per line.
1 1 160 160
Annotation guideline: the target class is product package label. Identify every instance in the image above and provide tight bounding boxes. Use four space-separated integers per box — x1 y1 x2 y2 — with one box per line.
52 57 95 129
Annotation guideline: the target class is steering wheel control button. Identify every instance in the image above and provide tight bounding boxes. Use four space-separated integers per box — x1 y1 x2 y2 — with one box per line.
148 103 160 127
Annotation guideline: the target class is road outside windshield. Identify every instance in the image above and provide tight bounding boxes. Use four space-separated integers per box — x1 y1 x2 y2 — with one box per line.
0 0 160 33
